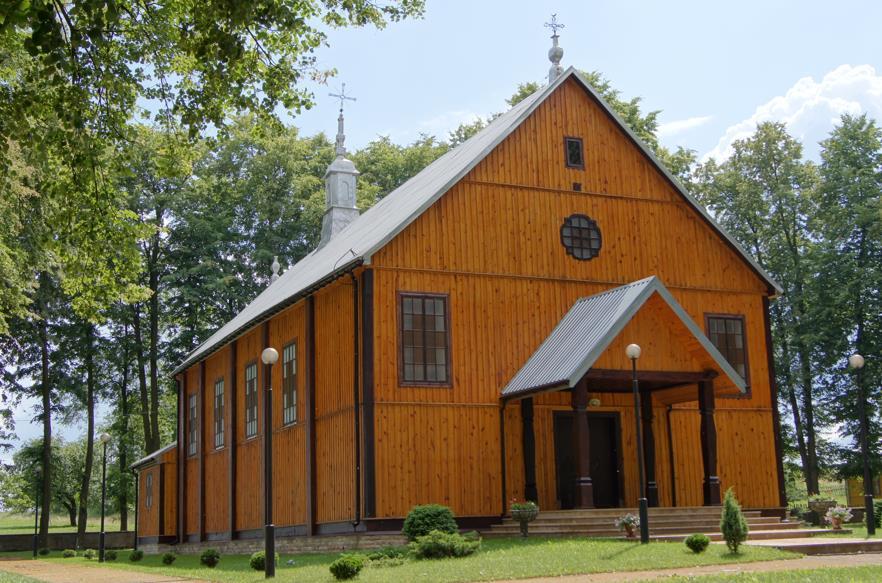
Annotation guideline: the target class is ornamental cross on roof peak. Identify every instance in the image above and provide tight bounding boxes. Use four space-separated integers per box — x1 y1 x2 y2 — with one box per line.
545 14 564 37
329 83 356 114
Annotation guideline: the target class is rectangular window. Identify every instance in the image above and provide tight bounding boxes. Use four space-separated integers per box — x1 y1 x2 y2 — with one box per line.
564 136 584 169
214 378 225 449
399 293 451 386
145 473 153 509
282 342 297 425
187 394 197 456
706 314 749 387
245 362 258 438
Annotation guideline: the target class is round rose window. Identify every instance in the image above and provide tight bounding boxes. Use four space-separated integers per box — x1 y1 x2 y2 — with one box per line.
560 214 602 260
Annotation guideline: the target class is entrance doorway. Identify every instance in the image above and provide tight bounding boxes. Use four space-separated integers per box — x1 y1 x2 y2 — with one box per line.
553 411 623 509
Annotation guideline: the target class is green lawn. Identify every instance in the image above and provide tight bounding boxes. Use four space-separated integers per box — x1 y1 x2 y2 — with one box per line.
664 566 882 582
0 512 125 535
815 524 882 539
0 574 41 583
0 538 797 583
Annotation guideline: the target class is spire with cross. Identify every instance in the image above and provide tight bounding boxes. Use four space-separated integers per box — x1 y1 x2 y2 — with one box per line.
329 83 357 156
545 14 565 84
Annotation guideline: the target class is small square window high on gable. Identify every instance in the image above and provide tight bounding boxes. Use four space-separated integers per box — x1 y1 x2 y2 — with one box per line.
564 137 584 169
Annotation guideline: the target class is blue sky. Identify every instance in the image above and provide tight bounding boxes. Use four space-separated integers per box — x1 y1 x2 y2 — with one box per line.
7 0 882 459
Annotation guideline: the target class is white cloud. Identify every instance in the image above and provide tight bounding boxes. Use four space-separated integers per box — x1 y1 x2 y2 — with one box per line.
658 115 713 138
704 64 882 162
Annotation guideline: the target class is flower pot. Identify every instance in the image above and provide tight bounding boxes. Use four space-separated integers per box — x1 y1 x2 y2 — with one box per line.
511 508 539 538
624 524 636 539
831 516 843 530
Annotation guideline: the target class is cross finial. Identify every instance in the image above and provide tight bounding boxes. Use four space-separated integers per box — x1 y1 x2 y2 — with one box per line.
329 83 357 114
545 14 564 37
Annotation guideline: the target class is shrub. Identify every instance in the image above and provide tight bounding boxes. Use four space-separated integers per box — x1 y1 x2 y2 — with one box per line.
200 548 220 568
129 549 144 562
37 548 50 556
83 549 96 560
366 546 406 561
105 550 117 561
874 500 882 528
249 550 279 572
61 549 76 558
409 530 481 560
329 554 365 580
684 533 711 553
402 504 458 541
720 487 749 553
162 552 177 565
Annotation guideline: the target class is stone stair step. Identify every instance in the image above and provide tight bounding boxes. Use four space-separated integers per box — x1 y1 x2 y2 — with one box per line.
651 528 843 542
498 516 782 527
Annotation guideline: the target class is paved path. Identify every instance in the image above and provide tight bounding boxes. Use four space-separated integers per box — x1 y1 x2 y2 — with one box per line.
0 559 209 583
504 552 882 582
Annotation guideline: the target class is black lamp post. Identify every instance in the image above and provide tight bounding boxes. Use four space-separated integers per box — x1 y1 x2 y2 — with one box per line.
98 432 111 562
849 354 875 535
627 343 650 544
32 468 40 558
261 346 279 578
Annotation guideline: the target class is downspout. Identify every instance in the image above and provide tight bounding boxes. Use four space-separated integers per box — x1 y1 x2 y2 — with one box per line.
131 469 139 550
499 399 508 518
666 405 677 507
350 272 361 529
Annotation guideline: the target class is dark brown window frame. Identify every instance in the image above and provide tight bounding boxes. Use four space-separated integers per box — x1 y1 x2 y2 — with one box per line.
397 291 452 388
704 313 751 398
145 472 153 509
187 393 197 457
560 213 602 261
244 360 259 438
213 377 225 449
282 340 298 426
564 136 585 169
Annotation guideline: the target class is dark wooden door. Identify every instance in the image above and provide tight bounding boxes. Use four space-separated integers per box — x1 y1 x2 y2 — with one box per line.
553 412 622 509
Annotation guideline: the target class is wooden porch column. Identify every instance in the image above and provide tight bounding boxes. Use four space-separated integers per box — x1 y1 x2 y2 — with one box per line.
641 390 659 507
698 380 722 505
571 382 594 508
521 398 538 503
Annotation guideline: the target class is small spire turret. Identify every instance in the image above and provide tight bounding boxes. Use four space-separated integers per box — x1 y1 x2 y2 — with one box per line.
270 256 280 283
545 14 565 84
319 83 361 249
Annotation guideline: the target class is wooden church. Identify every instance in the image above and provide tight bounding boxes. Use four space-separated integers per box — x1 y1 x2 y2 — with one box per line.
133 28 786 547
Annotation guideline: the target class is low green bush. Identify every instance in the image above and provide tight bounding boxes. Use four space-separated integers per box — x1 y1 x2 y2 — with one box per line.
402 504 458 541
83 549 96 560
366 546 406 561
162 552 177 565
249 550 279 572
105 550 117 561
129 549 144 562
874 500 882 528
200 548 220 568
61 549 76 558
329 554 365 580
409 530 481 559
684 533 711 553
37 548 50 556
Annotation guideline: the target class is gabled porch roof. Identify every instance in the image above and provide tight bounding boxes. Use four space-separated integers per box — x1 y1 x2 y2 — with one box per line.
500 276 747 401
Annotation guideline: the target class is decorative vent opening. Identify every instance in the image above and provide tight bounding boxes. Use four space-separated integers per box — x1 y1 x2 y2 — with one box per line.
560 214 602 260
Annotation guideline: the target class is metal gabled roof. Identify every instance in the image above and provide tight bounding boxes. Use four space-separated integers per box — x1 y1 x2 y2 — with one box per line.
173 68 779 375
130 441 177 471
500 276 748 400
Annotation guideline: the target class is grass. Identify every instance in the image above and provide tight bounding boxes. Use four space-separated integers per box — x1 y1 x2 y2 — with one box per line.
0 512 125 535
664 566 882 582
0 538 797 583
813 524 882 539
0 574 41 583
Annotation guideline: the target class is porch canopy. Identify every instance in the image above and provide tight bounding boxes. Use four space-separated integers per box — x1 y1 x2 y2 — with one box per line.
499 276 747 509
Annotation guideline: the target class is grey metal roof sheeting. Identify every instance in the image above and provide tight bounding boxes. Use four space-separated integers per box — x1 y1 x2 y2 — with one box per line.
130 441 177 471
173 68 780 375
500 276 748 400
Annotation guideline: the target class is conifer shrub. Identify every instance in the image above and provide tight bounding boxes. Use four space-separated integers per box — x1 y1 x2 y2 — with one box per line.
61 549 76 558
720 487 749 553
873 500 882 528
409 530 481 559
329 554 365 580
249 550 279 571
83 549 96 560
162 552 177 565
200 548 220 568
105 550 117 561
402 504 458 541
38 548 50 556
129 549 144 562
684 533 711 553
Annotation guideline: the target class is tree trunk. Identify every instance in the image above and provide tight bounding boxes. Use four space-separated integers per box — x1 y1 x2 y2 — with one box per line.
132 304 157 452
118 325 130 532
76 325 96 547
772 305 809 473
37 275 52 547
148 245 161 454
65 502 77 527
798 347 820 495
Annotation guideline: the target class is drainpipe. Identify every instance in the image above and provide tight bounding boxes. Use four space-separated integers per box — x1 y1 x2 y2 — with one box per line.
131 469 139 550
350 272 361 529
666 406 677 507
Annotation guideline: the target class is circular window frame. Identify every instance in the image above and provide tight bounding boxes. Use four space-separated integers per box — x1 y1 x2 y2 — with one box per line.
560 214 602 261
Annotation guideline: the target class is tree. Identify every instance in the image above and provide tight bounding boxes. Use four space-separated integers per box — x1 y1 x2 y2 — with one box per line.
694 122 822 493
813 114 882 477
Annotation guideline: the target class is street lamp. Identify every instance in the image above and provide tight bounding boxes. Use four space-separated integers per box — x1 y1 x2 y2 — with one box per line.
98 432 111 562
627 343 650 544
32 467 41 559
849 354 875 535
261 347 279 578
